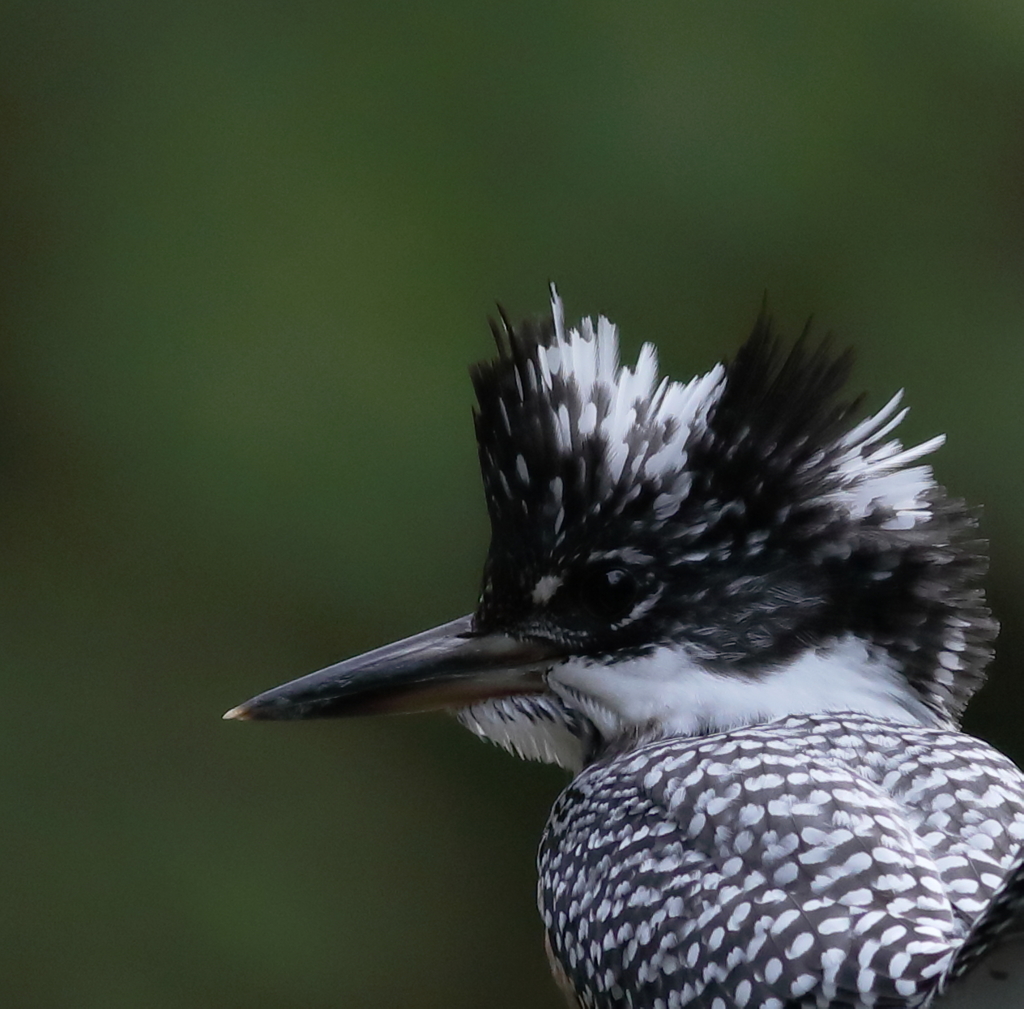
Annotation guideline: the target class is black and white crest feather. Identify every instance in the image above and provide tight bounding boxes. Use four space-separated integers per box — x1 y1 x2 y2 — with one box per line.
468 287 994 740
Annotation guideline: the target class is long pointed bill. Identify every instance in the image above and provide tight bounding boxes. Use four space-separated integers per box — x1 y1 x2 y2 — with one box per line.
223 615 562 721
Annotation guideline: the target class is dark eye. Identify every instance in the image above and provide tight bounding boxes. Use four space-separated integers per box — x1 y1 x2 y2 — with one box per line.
577 567 639 622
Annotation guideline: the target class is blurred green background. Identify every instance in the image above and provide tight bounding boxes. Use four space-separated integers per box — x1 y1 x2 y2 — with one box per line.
3 2 1024 1006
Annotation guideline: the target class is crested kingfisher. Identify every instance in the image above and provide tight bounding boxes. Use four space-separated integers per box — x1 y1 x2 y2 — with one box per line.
226 288 1024 1008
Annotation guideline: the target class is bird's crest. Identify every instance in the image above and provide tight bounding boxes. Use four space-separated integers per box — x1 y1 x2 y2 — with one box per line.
473 286 945 567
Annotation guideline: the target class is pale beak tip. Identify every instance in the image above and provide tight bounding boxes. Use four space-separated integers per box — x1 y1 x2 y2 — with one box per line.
222 704 252 721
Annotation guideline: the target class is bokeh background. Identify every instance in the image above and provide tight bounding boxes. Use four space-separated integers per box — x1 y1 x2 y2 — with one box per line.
4 2 1024 1006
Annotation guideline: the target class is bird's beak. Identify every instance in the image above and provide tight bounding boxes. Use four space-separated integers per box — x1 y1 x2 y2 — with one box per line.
223 615 561 721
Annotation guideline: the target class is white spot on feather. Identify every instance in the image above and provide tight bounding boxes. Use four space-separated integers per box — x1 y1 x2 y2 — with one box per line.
532 574 563 605
578 401 598 436
555 403 572 452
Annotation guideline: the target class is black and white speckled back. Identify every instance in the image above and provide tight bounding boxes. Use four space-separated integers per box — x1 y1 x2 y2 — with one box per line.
539 713 1024 1009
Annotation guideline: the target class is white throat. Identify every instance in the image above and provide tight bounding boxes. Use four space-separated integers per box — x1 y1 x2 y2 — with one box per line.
458 636 942 771
548 635 942 747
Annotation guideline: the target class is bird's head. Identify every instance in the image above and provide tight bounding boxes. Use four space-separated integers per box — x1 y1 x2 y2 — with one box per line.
225 288 995 770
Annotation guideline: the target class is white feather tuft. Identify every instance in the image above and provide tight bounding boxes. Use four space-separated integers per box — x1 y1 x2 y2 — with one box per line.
457 695 586 770
544 286 726 503
824 391 945 525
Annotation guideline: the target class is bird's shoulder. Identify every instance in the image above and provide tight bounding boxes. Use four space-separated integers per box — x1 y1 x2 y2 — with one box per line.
538 713 1024 1008
547 713 1024 858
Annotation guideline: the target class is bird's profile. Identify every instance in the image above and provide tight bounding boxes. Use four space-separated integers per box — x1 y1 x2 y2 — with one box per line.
226 287 1024 1008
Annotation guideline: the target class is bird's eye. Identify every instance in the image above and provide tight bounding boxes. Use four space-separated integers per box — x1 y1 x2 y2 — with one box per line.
577 567 639 623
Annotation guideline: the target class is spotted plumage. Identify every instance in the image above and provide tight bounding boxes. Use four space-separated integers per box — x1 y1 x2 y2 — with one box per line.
227 287 1024 1009
541 713 1024 1008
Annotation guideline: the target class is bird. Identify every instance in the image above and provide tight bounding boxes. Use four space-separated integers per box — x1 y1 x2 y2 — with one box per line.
225 287 1024 1008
